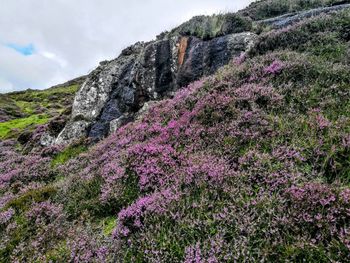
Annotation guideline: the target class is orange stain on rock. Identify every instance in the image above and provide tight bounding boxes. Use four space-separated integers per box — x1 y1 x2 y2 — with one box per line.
178 37 189 66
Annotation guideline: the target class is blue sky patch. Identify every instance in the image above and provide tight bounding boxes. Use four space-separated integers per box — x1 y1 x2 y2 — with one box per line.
5 43 35 56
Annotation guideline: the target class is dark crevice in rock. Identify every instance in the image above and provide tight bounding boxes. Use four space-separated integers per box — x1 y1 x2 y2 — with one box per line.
155 40 173 95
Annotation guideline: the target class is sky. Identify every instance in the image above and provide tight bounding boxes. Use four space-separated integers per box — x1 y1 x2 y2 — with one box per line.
0 0 254 93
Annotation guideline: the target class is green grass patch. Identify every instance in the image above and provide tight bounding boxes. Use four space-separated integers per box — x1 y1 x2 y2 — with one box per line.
44 241 69 262
0 114 49 139
0 84 79 126
5 185 57 212
8 84 79 102
51 144 88 167
101 217 117 236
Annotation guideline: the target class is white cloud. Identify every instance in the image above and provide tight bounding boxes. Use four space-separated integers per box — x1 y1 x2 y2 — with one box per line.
39 51 68 68
0 77 14 93
0 0 254 93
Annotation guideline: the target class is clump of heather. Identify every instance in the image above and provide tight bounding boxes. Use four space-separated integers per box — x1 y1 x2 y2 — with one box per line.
68 221 113 263
2 201 67 262
0 146 52 192
54 46 349 261
285 183 350 241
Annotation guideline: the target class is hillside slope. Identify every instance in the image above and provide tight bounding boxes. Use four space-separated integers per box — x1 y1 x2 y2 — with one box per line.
0 76 85 150
0 0 350 262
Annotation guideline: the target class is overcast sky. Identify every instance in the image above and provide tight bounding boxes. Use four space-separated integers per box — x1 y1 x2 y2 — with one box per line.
0 0 253 93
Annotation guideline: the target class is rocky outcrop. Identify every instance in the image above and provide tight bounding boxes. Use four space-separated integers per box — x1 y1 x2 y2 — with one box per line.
257 3 350 28
56 24 257 144
52 3 350 145
176 33 255 88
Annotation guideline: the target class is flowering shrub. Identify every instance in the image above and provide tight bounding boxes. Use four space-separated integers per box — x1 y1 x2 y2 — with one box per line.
264 60 285 75
126 143 182 191
5 201 67 262
114 188 180 238
68 222 112 263
0 208 14 225
184 243 202 263
284 183 350 247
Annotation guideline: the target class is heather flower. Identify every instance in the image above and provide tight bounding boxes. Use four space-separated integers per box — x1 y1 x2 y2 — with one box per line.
263 60 284 75
0 208 15 225
100 162 126 203
126 142 182 190
0 192 14 209
184 154 234 185
8 201 67 262
340 227 350 251
69 227 111 263
114 188 180 237
340 189 350 204
234 52 246 65
315 114 331 130
284 183 350 243
272 146 305 162
184 243 202 263
234 84 283 110
342 134 350 149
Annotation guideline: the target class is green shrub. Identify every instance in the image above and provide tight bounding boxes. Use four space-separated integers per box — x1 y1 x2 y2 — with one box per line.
51 144 88 167
172 13 252 40
44 241 69 262
101 217 117 236
5 186 57 212
268 243 347 262
0 215 30 261
58 176 105 219
250 9 350 58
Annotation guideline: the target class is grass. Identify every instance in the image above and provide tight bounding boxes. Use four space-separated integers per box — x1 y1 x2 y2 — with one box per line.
5 185 57 212
0 84 78 123
172 13 252 40
0 114 49 139
101 217 117 236
0 84 79 141
51 144 88 167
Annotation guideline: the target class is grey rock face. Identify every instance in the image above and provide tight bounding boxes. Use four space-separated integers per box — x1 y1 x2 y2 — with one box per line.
40 133 56 147
257 3 350 28
72 43 144 123
177 32 256 88
55 120 90 145
56 24 257 144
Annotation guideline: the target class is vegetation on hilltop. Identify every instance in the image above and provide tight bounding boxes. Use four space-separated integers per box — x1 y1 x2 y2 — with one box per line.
240 0 350 20
171 13 253 40
238 0 350 21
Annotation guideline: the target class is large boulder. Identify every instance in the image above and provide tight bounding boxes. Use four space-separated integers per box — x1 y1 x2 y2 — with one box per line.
55 18 257 144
